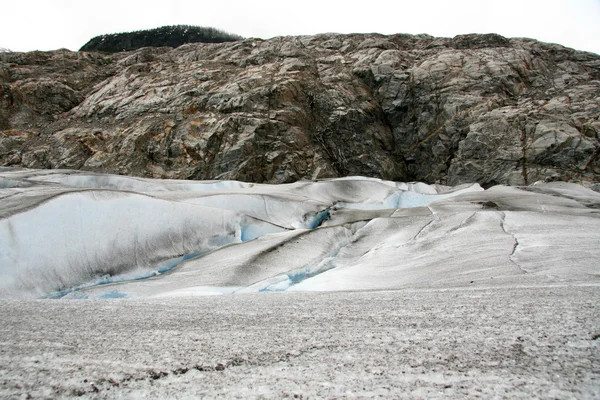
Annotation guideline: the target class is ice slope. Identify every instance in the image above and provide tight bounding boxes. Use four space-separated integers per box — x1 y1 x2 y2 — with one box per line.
0 188 285 298
31 172 255 192
1 168 598 299
75 183 600 298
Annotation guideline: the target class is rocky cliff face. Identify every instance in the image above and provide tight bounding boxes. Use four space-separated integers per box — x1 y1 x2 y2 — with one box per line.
1 33 599 187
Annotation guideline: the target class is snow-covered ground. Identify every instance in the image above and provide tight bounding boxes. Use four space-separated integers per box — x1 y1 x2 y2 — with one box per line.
1 287 599 398
1 168 599 397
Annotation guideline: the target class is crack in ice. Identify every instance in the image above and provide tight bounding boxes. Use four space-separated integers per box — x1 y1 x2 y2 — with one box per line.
43 252 205 299
500 211 528 274
251 222 367 292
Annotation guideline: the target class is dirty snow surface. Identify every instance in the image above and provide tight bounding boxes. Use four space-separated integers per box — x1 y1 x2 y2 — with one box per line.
1 168 599 398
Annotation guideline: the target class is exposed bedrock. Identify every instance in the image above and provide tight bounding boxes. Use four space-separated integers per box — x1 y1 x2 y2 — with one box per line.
1 33 599 188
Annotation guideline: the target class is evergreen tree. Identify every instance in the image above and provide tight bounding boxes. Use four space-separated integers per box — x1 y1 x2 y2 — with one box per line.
80 25 243 53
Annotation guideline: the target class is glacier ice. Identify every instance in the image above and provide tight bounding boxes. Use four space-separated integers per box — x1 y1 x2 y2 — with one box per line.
1 169 599 299
0 187 283 298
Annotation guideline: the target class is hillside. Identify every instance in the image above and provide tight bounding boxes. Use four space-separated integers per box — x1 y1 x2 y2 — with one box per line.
1 32 599 189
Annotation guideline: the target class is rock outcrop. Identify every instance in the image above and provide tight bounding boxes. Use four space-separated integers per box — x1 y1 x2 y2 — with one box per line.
1 33 599 187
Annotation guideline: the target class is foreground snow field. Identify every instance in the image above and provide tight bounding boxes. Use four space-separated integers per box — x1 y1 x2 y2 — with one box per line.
1 288 599 398
0 168 599 397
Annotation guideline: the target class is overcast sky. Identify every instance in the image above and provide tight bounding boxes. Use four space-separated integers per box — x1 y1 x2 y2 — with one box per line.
1 0 599 54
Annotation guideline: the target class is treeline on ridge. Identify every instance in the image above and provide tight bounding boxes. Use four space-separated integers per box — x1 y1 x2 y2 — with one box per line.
80 25 244 53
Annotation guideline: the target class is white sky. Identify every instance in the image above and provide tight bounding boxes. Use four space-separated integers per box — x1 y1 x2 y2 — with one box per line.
1 0 599 54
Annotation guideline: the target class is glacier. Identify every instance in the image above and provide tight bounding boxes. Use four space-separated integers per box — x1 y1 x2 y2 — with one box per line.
1 168 600 399
0 168 599 299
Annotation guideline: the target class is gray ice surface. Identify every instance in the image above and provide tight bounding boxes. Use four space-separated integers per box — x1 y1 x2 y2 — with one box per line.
0 287 598 399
